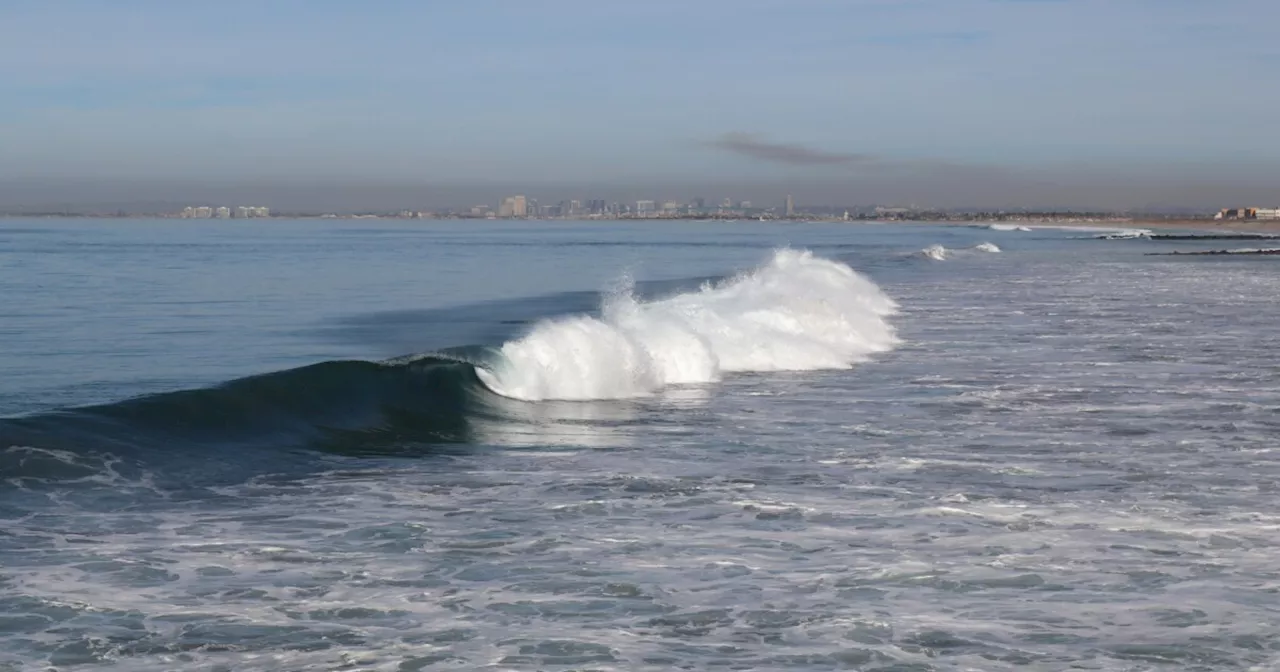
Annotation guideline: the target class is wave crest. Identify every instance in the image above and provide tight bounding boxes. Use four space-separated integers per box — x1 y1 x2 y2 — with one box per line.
477 249 900 401
918 243 1000 261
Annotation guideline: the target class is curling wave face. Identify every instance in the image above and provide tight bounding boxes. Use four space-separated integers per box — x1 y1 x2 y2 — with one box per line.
476 249 899 400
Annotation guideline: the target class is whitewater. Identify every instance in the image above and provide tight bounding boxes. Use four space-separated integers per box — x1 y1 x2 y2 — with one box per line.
477 249 899 401
5 218 1280 671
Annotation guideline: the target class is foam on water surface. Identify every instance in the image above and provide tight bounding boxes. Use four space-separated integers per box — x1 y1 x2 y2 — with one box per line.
5 220 1280 671
477 249 899 401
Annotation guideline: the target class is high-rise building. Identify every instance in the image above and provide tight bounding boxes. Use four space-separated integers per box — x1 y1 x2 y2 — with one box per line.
636 200 657 217
499 195 528 217
785 194 795 217
721 197 733 209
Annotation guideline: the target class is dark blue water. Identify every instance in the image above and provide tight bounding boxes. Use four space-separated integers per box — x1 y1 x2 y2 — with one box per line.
2 218 1278 670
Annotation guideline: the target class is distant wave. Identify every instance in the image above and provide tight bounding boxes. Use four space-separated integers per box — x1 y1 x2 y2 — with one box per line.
1150 247 1280 256
978 224 1153 239
918 242 1001 261
0 250 900 473
1094 229 1153 240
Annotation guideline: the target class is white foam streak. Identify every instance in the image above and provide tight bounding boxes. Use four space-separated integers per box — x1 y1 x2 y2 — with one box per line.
476 249 899 401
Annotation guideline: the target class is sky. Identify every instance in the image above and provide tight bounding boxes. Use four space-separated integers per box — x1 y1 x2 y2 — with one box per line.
2 0 1278 210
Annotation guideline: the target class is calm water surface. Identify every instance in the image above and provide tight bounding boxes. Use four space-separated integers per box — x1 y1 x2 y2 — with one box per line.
2 218 1278 671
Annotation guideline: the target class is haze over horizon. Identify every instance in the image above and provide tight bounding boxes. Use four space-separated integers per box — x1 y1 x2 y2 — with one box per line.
3 0 1277 212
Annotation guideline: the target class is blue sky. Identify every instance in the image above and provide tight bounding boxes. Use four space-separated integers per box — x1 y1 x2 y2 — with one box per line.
2 0 1277 195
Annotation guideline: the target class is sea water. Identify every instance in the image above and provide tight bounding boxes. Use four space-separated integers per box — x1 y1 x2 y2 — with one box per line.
1 219 1278 670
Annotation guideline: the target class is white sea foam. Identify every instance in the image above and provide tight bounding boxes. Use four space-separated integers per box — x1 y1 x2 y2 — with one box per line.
920 244 949 261
918 242 1000 261
988 224 1032 232
475 249 899 401
1094 228 1153 240
1222 247 1280 254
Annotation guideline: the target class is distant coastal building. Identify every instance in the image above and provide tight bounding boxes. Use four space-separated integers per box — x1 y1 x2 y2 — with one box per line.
498 195 528 217
785 194 795 217
234 206 270 218
1215 207 1280 220
179 205 269 219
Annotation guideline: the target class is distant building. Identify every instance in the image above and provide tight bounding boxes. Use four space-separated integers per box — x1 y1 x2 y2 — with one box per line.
785 194 795 217
636 200 657 217
720 197 733 209
499 195 528 217
1256 208 1280 220
1216 207 1264 220
234 206 270 218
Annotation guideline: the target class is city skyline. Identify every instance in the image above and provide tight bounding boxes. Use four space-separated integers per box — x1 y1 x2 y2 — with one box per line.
2 0 1278 210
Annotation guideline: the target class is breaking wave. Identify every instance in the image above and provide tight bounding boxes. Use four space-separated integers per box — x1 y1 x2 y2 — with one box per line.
918 243 1001 261
1094 229 1153 240
477 249 899 400
0 250 900 469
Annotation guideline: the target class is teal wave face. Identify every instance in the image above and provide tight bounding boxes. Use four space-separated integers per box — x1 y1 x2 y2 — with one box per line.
0 354 501 475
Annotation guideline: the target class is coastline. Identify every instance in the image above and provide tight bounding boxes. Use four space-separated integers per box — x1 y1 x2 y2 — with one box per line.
2 213 1278 235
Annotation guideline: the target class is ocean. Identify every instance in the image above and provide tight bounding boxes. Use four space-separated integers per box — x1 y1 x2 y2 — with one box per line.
1 218 1278 671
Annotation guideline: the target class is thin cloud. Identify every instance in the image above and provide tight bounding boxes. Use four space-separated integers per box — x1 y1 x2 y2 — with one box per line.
704 133 878 166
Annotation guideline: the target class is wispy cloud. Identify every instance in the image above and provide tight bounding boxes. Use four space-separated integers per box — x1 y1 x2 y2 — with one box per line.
704 133 877 166
857 30 989 47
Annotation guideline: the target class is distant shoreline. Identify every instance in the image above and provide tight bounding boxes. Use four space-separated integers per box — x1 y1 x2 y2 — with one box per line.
2 213 1276 233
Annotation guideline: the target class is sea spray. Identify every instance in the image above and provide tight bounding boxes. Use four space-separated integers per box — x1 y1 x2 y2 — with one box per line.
921 244 949 261
476 249 899 401
918 242 1000 261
